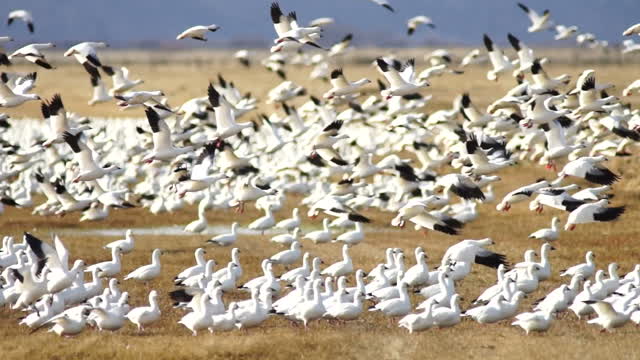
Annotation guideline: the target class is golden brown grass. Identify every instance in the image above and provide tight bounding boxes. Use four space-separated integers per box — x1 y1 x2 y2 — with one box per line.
1 56 640 360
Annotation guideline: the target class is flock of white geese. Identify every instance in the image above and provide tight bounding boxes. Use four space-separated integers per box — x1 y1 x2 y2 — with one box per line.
1 3 640 337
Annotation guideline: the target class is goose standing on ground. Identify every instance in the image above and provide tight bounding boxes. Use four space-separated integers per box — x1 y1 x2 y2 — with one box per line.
560 251 596 278
36 308 92 337
368 282 411 317
529 217 560 241
85 246 123 278
8 10 34 33
511 309 554 334
303 218 332 244
407 16 435 36
248 205 276 233
105 230 135 254
176 25 220 41
124 249 162 283
276 208 301 231
322 244 353 277
9 43 55 69
208 222 239 246
126 290 160 332
334 222 365 246
269 241 302 266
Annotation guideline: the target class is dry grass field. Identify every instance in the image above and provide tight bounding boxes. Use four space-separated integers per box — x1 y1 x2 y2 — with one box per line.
1 51 640 359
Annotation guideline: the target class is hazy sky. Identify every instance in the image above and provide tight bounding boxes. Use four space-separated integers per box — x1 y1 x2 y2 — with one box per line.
0 0 638 48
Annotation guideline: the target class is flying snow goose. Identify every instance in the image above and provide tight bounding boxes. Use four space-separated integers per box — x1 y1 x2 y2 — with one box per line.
516 2 552 33
376 58 428 99
529 217 560 241
460 49 487 67
102 66 143 95
623 23 640 37
307 194 370 223
483 34 514 81
574 74 618 114
507 33 536 74
124 249 162 283
230 177 277 213
62 131 120 182
126 290 160 332
407 16 435 36
207 222 239 246
63 42 108 68
9 43 55 69
564 199 625 231
558 156 619 185
496 178 550 211
367 0 394 12
0 72 40 107
270 3 322 49
529 60 571 93
622 79 640 96
115 90 165 107
176 24 220 41
88 72 112 105
142 107 193 163
554 25 578 40
323 69 370 99
8 10 34 33
328 33 353 57
208 84 252 142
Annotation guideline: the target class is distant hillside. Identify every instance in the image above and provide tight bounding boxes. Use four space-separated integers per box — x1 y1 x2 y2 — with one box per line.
0 0 638 48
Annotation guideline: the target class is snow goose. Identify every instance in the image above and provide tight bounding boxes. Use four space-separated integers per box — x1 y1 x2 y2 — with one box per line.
89 303 127 332
368 281 411 317
230 177 277 213
175 143 227 198
88 72 112 105
179 293 213 336
496 178 550 211
441 238 508 272
102 66 143 95
323 69 370 99
270 3 322 49
275 208 301 231
270 241 302 265
529 61 571 93
209 302 239 332
9 43 55 69
35 308 91 337
125 290 160 332
8 10 34 33
402 251 429 287
368 0 394 12
584 300 639 332
11 258 49 309
529 217 560 242
511 308 554 334
207 84 252 142
304 218 332 244
376 58 428 99
554 25 578 40
248 205 276 233
184 200 207 233
560 251 596 279
460 49 487 67
291 279 326 327
308 194 370 223
559 156 619 185
322 244 353 277
124 249 162 283
399 299 437 333
407 16 435 36
207 222 239 246
64 42 108 69
24 233 83 294
516 2 552 32
85 246 123 278
462 134 515 176
574 75 619 114
281 252 312 282
564 199 625 231
324 292 364 321
142 107 193 163
62 131 120 182
334 222 365 246
175 248 207 281
507 33 536 74
0 72 40 107
432 294 461 328
623 23 640 37
270 227 301 245
483 34 514 81
235 287 276 329
176 24 220 41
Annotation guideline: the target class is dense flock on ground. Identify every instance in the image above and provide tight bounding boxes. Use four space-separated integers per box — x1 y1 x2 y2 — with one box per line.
1 2 640 338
